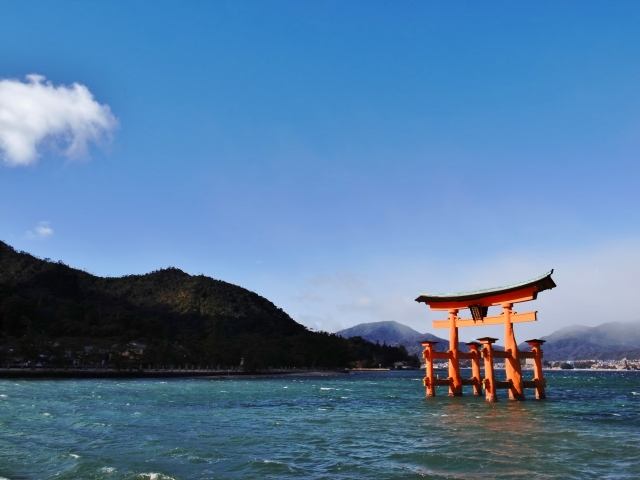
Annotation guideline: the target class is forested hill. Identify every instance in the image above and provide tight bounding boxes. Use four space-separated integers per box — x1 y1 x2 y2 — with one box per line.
0 240 303 338
0 241 418 369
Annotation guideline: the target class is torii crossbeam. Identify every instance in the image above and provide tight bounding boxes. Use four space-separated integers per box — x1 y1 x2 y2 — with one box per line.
415 270 556 401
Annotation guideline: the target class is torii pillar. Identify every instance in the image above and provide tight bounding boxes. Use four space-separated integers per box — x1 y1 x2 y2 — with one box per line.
503 303 525 400
447 309 463 396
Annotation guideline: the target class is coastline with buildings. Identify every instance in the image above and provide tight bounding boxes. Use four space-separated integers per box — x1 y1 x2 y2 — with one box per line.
427 360 640 371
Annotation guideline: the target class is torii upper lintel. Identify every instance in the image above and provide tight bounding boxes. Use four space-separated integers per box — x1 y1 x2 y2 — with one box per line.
415 269 556 310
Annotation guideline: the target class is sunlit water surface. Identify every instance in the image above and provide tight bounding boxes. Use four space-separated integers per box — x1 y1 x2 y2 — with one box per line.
1 370 639 479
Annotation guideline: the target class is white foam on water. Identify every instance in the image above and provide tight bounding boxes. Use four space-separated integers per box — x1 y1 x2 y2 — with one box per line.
138 473 174 479
69 454 80 459
0 394 7 397
320 388 333 390
101 467 115 473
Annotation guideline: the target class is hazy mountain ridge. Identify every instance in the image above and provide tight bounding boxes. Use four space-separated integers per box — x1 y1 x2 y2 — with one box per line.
339 319 640 361
336 320 469 356
536 321 640 360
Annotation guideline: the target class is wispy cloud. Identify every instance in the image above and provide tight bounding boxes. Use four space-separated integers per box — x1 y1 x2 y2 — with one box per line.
0 74 118 166
284 238 640 340
26 221 53 240
295 312 344 334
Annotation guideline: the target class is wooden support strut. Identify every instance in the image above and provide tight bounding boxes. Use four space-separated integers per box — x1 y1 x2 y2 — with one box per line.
466 342 482 396
421 340 439 397
525 339 547 400
478 337 498 402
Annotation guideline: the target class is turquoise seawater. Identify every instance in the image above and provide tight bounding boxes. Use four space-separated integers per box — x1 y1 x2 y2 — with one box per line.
1 370 639 479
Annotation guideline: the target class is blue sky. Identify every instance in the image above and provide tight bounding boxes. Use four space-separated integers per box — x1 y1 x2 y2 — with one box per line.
1 1 640 339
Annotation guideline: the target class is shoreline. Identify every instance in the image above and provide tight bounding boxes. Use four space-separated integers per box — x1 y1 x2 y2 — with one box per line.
1 367 636 379
423 367 640 374
0 368 350 380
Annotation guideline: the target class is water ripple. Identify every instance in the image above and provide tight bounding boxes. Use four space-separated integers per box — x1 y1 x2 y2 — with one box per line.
0 371 638 478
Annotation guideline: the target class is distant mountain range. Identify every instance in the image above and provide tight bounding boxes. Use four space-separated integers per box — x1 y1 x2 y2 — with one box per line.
534 321 640 360
338 320 640 361
336 321 469 356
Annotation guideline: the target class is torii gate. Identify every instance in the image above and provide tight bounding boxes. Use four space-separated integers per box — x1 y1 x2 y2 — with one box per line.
415 270 556 401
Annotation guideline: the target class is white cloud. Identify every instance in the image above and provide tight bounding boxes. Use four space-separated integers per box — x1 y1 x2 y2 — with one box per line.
0 74 118 166
26 221 53 240
295 313 344 334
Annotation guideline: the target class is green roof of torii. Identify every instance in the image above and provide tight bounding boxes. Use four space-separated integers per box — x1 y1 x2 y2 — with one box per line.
415 269 556 304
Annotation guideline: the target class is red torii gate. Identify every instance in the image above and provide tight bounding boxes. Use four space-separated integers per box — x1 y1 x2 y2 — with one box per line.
415 270 556 401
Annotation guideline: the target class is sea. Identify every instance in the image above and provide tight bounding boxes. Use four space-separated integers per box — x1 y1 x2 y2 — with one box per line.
1 370 639 479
